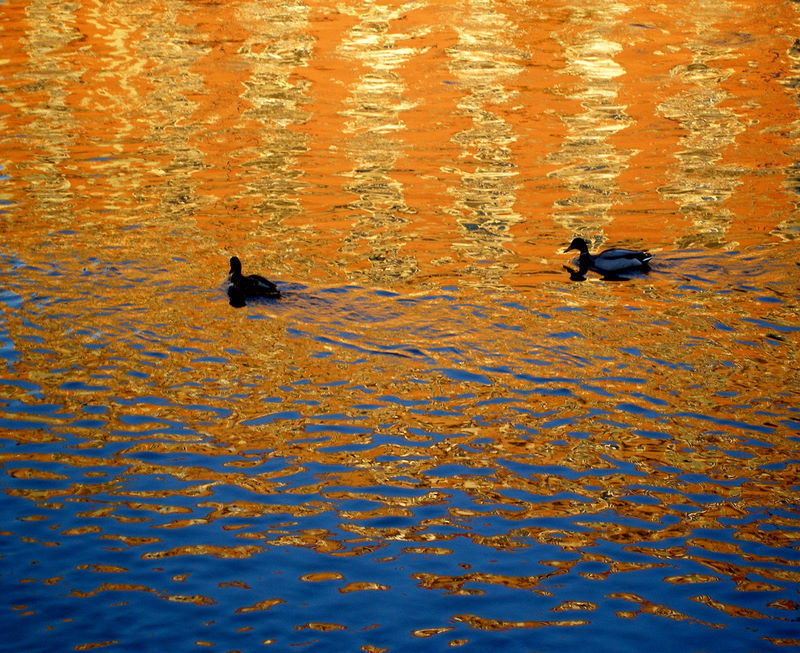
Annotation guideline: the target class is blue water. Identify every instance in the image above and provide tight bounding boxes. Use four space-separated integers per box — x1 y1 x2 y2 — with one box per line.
1 247 798 652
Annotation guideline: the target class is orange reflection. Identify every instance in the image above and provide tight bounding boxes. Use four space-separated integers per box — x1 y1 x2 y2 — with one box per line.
0 1 799 648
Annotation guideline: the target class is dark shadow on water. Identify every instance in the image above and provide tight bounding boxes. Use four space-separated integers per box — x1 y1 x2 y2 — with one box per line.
563 261 651 282
227 284 285 308
563 264 588 282
227 286 247 308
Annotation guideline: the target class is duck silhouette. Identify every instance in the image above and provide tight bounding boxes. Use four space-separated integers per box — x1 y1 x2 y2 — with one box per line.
228 256 280 306
565 237 652 278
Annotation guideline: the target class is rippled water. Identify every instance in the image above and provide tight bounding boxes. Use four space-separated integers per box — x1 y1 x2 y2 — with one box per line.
2 1 800 651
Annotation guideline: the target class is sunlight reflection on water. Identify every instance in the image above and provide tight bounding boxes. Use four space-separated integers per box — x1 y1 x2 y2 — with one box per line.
1 0 800 651
1 245 798 651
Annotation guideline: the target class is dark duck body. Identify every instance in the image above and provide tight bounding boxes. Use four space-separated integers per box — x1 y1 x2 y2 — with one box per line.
565 237 652 277
228 256 280 302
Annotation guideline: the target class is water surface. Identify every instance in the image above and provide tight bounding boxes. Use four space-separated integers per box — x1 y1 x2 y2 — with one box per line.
1 1 799 651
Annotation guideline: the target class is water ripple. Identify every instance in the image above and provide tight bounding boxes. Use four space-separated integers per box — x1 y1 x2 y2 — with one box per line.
2 1 800 648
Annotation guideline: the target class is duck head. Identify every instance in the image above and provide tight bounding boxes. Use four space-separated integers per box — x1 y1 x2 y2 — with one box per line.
229 256 242 277
565 237 589 254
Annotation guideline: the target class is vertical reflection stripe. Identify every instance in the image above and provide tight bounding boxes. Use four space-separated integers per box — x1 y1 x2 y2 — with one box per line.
445 0 525 289
656 0 745 248
336 1 423 283
548 1 633 243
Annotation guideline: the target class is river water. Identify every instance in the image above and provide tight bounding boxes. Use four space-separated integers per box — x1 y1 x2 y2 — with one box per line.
1 1 799 651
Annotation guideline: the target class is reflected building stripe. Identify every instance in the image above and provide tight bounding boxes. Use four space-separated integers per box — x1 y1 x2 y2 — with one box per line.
444 0 525 289
233 1 313 250
15 1 81 224
547 1 634 242
134 1 207 245
69 1 148 222
336 1 423 284
655 1 745 249
777 1 800 240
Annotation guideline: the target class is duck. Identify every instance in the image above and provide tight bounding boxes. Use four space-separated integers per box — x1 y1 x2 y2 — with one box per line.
228 256 280 301
565 237 652 277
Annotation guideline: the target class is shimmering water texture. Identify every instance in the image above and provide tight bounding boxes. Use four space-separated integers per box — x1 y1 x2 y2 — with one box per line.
2 249 799 652
2 1 800 652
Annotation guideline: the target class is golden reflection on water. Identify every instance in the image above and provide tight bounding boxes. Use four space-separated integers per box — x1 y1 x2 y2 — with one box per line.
656 1 745 249
1 0 799 650
229 1 311 240
548 1 633 239
15 0 78 227
337 1 420 283
445 0 525 288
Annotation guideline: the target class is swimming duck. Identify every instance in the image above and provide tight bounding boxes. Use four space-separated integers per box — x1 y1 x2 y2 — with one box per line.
228 256 280 300
565 237 652 276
